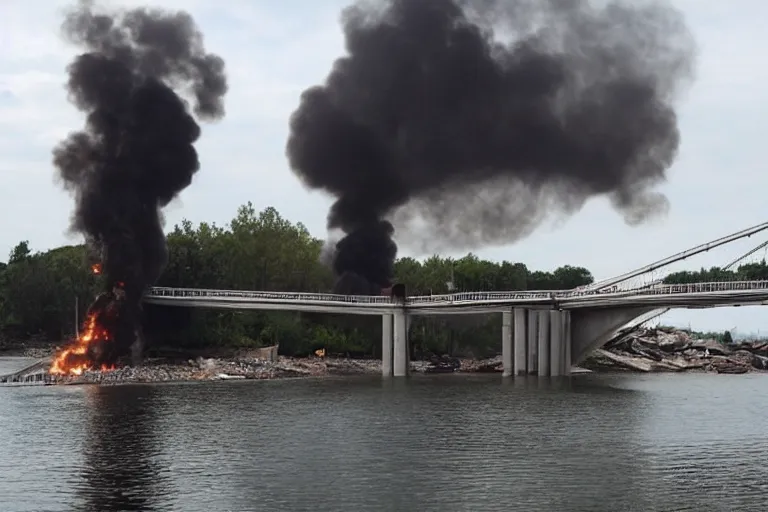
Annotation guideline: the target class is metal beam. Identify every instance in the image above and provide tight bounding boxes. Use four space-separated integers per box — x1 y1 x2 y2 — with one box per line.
586 221 768 291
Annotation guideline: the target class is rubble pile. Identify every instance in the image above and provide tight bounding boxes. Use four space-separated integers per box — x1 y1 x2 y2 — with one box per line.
17 326 768 386
51 356 384 385
582 327 768 374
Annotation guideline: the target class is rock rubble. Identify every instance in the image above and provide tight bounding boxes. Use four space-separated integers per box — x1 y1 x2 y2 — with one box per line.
51 356 385 385
48 353 510 385
14 327 768 385
582 327 768 374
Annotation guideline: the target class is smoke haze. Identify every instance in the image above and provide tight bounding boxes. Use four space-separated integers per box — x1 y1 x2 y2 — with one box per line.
53 0 227 363
286 0 695 293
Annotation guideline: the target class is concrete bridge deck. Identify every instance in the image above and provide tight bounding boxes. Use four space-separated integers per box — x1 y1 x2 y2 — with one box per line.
143 280 768 314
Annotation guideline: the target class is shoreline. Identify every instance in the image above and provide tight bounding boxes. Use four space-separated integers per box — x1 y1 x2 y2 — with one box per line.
0 354 507 386
2 326 767 385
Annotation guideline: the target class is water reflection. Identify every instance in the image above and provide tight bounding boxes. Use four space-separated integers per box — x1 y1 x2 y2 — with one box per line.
395 376 656 512
224 375 657 512
74 385 169 512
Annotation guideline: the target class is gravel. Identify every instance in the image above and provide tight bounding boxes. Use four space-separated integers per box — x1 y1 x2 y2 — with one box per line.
50 356 385 385
48 355 509 385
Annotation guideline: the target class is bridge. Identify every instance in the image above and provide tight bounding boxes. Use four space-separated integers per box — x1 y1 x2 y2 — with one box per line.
142 219 768 379
142 280 768 379
145 280 768 313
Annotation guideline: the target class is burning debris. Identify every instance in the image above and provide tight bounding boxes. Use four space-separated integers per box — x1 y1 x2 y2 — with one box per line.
286 0 696 294
50 308 115 376
50 1 228 375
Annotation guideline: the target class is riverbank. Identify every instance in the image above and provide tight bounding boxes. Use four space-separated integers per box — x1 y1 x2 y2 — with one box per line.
40 354 507 385
2 326 765 385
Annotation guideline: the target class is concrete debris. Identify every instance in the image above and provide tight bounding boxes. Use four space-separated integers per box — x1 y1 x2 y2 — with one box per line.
43 352 513 385
582 327 768 374
49 356 386 386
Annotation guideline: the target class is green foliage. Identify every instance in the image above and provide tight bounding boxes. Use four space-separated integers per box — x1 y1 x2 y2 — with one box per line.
669 326 735 345
0 245 100 338
8 241 30 264
0 203 601 357
664 260 768 284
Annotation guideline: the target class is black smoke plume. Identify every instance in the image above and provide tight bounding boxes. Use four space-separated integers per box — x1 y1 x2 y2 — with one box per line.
53 1 227 365
287 0 695 294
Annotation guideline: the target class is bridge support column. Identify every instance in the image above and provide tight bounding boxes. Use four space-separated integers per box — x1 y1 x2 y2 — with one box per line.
527 309 538 375
393 309 409 377
513 307 527 376
381 314 393 377
502 311 513 377
563 310 572 376
537 310 550 376
550 310 563 377
549 309 571 376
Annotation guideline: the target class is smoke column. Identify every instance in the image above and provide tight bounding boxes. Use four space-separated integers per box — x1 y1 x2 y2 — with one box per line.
53 1 227 364
286 0 695 294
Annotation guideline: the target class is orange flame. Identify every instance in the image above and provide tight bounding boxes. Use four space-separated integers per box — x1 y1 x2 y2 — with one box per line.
91 263 102 275
49 312 115 376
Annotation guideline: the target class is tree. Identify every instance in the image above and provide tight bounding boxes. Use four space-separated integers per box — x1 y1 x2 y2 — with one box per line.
8 240 30 264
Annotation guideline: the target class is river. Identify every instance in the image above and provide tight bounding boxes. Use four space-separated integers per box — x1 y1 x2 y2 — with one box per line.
1 357 767 511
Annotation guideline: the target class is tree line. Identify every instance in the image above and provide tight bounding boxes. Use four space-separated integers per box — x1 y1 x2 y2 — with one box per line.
663 262 768 284
0 203 756 358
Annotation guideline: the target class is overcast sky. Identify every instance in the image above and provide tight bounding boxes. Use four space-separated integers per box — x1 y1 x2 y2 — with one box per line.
1 0 767 333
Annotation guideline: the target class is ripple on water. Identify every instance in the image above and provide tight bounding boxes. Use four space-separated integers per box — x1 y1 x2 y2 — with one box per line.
2 374 768 511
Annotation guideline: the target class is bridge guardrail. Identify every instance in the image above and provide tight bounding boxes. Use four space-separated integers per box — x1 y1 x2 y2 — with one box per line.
605 280 768 296
145 280 768 306
407 291 559 302
146 287 397 304
146 287 575 304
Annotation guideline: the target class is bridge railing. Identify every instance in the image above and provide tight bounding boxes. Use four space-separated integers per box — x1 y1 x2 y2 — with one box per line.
617 280 768 296
404 282 768 304
147 287 573 304
407 291 559 303
147 287 397 304
146 280 768 306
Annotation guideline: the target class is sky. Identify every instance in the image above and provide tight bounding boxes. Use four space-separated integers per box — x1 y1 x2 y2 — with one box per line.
1 0 767 333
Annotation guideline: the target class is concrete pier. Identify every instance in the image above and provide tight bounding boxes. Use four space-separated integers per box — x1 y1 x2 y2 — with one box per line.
563 310 572 376
546 309 573 376
513 307 527 376
537 310 550 376
393 309 409 377
381 314 393 377
527 309 538 375
550 310 563 377
502 311 513 377
388 304 648 378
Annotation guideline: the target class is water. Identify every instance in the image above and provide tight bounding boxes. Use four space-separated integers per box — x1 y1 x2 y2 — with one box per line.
2 367 768 512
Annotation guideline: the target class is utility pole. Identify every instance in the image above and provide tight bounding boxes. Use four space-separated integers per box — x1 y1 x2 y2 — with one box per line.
74 295 79 338
446 263 456 292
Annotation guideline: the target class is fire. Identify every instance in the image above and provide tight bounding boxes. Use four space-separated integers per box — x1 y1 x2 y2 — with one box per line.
91 263 102 274
49 312 115 376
